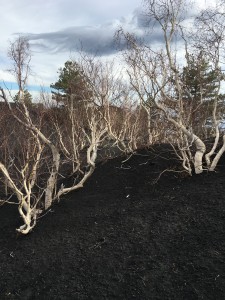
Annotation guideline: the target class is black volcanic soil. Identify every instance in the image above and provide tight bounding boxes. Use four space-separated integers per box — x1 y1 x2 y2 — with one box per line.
1 145 225 300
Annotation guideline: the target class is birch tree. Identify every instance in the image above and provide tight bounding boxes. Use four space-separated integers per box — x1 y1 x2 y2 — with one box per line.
193 4 225 171
8 36 31 103
0 42 111 233
77 56 143 154
119 0 225 174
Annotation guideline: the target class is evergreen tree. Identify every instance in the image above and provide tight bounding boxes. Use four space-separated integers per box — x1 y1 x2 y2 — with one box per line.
182 52 224 102
181 52 225 136
13 89 32 106
50 61 92 106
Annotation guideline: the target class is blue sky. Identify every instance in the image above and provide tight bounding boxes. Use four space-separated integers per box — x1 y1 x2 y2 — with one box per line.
1 82 51 93
0 0 214 95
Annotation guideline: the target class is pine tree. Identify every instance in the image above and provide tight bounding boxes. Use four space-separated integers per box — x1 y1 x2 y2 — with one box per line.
50 61 92 106
13 89 32 106
181 52 225 137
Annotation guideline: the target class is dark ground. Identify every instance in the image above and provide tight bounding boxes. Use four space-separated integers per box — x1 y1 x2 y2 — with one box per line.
1 145 225 300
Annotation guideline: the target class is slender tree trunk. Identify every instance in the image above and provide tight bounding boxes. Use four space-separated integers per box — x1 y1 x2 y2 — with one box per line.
209 135 225 171
45 146 60 209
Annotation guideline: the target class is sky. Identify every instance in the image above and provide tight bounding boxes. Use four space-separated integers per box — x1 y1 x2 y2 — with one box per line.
0 0 216 95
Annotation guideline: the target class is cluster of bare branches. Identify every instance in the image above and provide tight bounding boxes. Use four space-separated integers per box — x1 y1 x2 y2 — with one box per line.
1 0 225 233
118 0 225 175
0 40 148 234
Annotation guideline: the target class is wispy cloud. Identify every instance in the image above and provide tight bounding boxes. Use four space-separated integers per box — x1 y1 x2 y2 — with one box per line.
27 25 118 56
0 0 211 89
25 9 165 56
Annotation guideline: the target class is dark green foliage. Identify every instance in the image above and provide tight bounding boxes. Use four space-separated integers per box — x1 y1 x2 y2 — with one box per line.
181 52 225 136
50 61 82 95
182 52 225 103
13 89 32 106
50 60 92 105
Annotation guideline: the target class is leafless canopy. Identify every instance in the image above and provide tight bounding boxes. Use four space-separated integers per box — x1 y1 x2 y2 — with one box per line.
8 36 31 101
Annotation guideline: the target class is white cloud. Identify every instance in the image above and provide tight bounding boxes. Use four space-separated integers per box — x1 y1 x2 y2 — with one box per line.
0 0 218 90
0 0 141 88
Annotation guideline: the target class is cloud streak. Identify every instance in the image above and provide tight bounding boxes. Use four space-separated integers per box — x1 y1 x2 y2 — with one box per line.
27 25 118 56
25 9 165 56
0 0 209 88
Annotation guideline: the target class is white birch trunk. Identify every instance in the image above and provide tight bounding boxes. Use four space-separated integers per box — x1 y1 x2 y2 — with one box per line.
194 137 206 174
209 135 225 171
156 103 206 174
44 146 60 209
